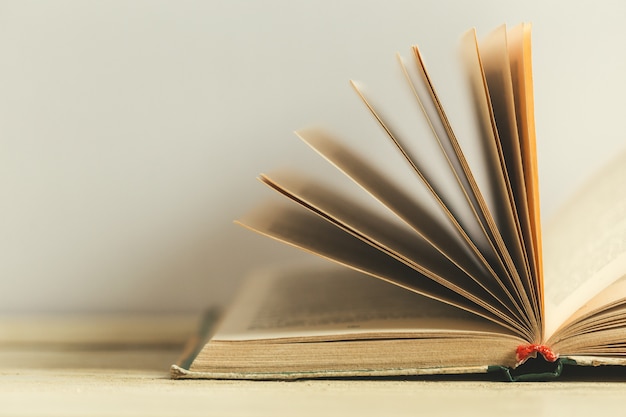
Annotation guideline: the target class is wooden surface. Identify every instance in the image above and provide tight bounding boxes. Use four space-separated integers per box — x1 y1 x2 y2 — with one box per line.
3 315 626 417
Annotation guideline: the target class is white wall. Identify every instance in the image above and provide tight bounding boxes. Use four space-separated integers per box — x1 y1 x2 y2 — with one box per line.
1 0 625 313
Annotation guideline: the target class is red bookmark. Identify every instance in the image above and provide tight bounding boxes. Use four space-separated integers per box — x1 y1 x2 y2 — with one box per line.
516 344 558 365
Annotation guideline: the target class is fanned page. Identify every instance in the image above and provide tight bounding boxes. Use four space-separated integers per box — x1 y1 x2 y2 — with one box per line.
478 25 539 329
237 24 542 345
506 24 543 311
214 266 519 342
237 196 521 334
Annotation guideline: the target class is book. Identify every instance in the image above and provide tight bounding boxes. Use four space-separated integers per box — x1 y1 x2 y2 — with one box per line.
172 23 626 381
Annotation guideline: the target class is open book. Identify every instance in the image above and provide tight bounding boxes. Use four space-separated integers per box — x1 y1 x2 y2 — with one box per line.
172 24 626 381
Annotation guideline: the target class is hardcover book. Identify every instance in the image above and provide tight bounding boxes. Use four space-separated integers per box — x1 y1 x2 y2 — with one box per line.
172 23 626 381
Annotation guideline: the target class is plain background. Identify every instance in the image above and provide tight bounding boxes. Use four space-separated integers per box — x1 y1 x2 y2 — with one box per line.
1 0 625 314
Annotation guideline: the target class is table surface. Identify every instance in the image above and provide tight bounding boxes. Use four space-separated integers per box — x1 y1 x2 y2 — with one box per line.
3 314 626 417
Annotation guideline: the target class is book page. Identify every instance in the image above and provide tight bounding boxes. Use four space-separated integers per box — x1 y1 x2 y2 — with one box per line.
507 23 544 310
544 150 626 338
294 127 471 270
236 196 528 335
546 273 626 346
478 25 540 331
566 274 626 326
480 25 531 276
260 168 522 324
404 28 540 334
213 266 515 342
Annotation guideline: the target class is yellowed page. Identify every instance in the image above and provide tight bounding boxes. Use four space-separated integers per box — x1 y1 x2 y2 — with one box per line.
549 274 626 340
214 265 517 342
236 197 526 336
352 39 535 333
507 23 544 312
480 25 531 280
260 171 485 293
544 150 626 339
294 127 474 272
479 24 539 329
362 57 525 322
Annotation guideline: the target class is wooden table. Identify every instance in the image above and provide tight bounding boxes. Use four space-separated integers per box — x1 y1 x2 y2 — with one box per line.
2 314 626 417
